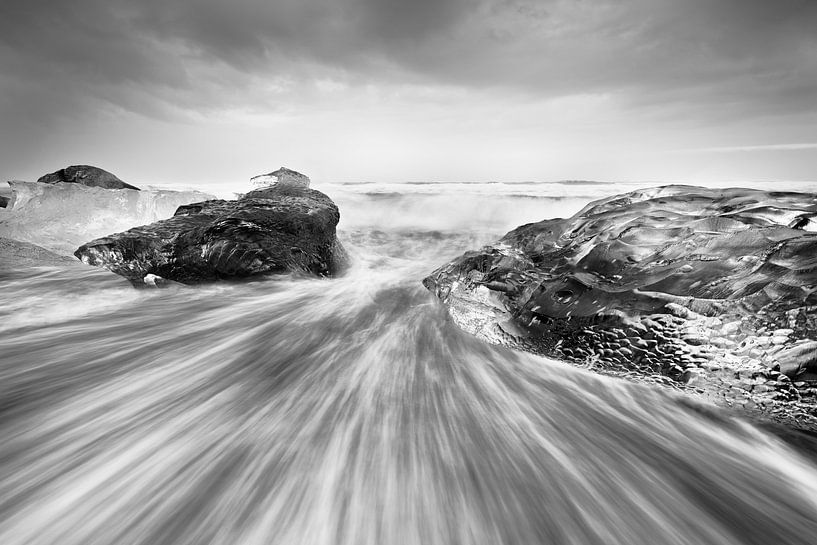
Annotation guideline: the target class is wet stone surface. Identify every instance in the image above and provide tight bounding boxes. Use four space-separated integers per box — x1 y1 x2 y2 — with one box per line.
36 164 140 191
75 185 347 286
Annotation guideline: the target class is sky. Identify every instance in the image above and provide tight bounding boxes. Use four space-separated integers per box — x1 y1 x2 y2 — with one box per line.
1 0 816 188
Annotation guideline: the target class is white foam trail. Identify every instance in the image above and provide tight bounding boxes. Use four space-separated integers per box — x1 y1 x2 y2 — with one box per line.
1 231 816 545
2 183 817 544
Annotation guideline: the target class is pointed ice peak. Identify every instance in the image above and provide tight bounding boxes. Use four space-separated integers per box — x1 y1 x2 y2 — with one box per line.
250 167 310 189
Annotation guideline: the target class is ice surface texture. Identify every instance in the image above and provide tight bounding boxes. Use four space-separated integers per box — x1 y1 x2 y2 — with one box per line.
75 185 347 285
425 185 817 431
250 166 310 190
0 181 215 254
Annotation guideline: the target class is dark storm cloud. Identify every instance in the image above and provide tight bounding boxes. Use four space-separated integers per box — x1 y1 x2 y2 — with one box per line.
1 0 816 120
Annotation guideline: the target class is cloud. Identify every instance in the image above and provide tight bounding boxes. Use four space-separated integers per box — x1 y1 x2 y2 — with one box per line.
2 0 815 119
1 0 816 185
681 143 817 153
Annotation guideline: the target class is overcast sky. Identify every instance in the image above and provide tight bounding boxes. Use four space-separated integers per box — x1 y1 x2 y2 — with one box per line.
1 0 816 187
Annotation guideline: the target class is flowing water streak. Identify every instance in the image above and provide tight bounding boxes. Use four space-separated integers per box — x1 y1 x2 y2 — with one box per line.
1 188 817 544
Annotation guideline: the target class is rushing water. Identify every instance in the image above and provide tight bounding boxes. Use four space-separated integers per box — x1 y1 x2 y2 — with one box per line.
2 181 817 544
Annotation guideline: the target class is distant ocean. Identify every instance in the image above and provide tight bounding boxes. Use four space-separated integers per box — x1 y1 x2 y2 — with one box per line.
2 179 817 544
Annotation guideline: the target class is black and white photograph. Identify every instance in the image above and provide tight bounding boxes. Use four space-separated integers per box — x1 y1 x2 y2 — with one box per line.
1 1 817 544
